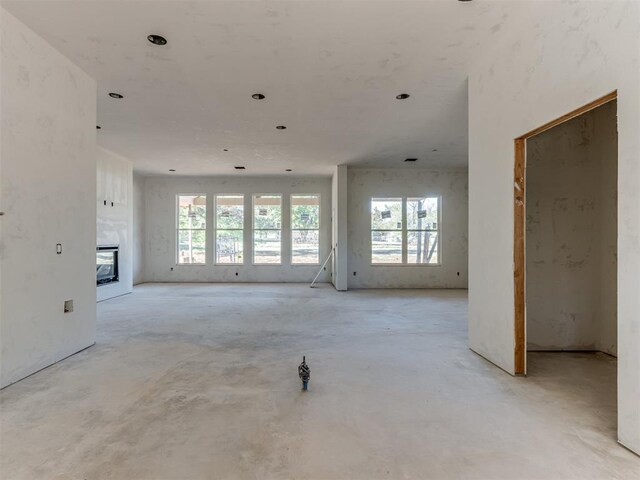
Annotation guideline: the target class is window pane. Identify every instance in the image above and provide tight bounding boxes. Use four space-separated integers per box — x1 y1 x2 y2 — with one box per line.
292 230 319 264
216 195 244 229
178 229 206 264
178 195 206 229
407 197 438 230
371 198 402 230
254 195 281 229
291 195 320 229
408 231 439 264
253 230 281 264
216 230 243 264
371 231 402 264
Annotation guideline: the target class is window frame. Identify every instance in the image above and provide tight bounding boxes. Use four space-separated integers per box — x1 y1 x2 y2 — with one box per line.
370 195 442 267
370 197 404 265
290 194 321 266
252 193 283 266
214 194 245 266
176 193 208 266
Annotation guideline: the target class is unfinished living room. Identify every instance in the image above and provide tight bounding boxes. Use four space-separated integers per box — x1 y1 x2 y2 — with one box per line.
1 1 639 479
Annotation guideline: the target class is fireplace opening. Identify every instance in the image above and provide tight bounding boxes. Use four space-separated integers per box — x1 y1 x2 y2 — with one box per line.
97 245 119 286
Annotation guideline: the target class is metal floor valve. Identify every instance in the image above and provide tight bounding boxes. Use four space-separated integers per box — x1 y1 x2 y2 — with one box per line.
298 356 310 391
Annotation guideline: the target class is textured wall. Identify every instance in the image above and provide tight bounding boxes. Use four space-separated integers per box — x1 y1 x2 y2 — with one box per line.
347 168 468 289
0 10 97 387
96 147 133 301
468 0 639 453
133 173 145 285
526 102 617 355
143 175 331 283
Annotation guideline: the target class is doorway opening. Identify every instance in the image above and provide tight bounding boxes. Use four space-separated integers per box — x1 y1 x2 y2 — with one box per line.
513 91 617 375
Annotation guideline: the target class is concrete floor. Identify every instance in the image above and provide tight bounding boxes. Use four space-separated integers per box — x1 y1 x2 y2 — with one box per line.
1 284 637 479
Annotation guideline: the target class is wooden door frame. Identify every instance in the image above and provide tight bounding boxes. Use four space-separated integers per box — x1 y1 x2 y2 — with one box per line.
513 90 617 374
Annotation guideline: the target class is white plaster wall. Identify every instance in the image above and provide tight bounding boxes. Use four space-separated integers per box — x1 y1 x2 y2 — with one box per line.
0 9 96 387
348 168 468 289
144 176 332 283
331 165 348 291
468 0 640 453
96 147 133 301
526 101 617 355
133 172 145 285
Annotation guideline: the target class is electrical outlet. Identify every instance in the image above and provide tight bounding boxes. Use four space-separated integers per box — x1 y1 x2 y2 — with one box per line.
56 243 62 254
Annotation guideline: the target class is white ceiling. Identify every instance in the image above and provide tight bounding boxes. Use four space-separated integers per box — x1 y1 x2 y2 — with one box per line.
3 0 520 176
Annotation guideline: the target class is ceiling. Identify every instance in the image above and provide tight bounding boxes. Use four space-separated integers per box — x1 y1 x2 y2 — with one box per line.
3 1 520 176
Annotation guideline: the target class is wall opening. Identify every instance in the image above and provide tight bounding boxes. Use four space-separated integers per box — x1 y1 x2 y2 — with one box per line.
525 100 617 358
513 91 617 375
513 93 618 437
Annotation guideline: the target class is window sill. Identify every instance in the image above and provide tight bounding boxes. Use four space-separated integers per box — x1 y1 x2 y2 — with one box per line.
370 263 442 267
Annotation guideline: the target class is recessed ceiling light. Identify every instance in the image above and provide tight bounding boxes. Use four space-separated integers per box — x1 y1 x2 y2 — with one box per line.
285 169 292 172
458 0 473 2
432 149 438 152
396 93 410 100
234 166 246 170
109 93 123 99
252 93 265 100
276 125 287 130
147 34 167 46
223 149 229 152
169 169 176 172
96 125 101 129
405 158 418 162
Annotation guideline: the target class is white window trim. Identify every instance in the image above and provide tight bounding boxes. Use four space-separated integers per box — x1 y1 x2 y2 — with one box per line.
370 195 442 267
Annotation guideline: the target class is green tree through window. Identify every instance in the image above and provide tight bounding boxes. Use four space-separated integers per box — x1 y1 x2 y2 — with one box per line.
177 195 206 264
216 195 244 264
253 195 282 264
291 195 320 264
371 197 440 264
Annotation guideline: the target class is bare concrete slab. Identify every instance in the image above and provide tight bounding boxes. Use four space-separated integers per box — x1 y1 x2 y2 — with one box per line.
0 284 637 479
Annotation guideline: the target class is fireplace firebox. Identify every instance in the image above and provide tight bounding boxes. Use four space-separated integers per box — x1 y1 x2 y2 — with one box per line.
96 245 119 286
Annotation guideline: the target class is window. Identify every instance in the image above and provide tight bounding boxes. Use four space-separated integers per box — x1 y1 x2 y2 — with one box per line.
216 195 244 264
291 195 320 264
177 195 206 264
371 198 403 264
371 196 440 265
407 197 439 264
253 195 282 264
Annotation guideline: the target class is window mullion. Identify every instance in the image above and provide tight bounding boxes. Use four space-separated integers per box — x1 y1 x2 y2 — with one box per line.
402 198 408 264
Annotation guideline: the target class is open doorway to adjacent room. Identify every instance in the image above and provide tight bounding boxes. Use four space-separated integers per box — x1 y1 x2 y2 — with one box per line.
513 92 618 434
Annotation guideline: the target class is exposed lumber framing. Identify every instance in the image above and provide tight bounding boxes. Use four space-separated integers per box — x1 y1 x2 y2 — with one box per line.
512 90 617 375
